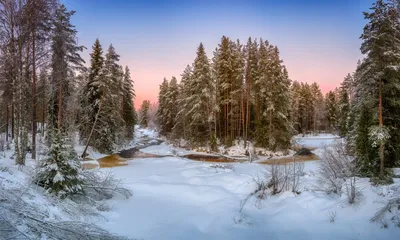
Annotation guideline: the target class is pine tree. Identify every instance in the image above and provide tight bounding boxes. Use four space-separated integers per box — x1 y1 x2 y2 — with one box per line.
338 85 350 137
355 104 378 176
165 76 179 135
255 41 292 150
35 4 84 196
121 66 137 139
186 43 213 145
35 129 82 198
139 100 151 128
325 91 338 132
156 78 169 135
243 37 259 146
79 39 104 142
353 0 400 181
93 44 125 153
49 4 85 132
172 65 192 140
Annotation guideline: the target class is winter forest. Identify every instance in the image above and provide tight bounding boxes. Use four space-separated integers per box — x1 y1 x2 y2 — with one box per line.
0 0 400 239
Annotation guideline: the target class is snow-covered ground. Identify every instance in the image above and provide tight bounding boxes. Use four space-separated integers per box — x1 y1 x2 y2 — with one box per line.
293 133 340 149
1 131 399 239
93 132 399 240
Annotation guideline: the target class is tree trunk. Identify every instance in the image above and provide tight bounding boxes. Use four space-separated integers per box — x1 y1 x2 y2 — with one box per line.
82 100 102 158
58 72 62 129
6 101 9 142
379 79 384 178
31 28 37 159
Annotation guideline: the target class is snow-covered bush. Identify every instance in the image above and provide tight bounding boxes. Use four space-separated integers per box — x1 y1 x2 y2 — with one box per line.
34 130 83 198
78 170 132 202
267 160 304 195
318 141 362 204
371 197 400 228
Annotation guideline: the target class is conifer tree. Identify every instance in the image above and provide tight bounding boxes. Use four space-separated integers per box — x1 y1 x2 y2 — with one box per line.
353 0 400 181
35 129 82 198
325 91 338 132
338 85 350 137
36 4 84 196
243 37 259 146
172 65 192 140
48 4 85 132
165 77 179 135
140 100 151 128
255 41 292 150
156 78 169 135
79 39 104 142
121 66 137 139
186 43 213 145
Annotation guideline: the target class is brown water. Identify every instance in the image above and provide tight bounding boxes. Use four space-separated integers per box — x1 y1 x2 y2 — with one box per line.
258 154 319 165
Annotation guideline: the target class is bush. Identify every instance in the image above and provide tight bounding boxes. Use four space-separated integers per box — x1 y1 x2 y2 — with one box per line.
267 159 304 195
371 197 400 228
318 141 362 204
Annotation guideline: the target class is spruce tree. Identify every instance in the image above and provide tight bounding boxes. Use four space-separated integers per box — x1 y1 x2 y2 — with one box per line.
166 77 179 135
186 43 213 145
35 129 82 198
140 100 151 128
122 66 137 139
325 91 338 132
79 39 104 142
338 85 350 137
172 65 192 140
353 0 400 181
36 4 84 196
49 4 85 132
93 44 125 153
156 78 169 135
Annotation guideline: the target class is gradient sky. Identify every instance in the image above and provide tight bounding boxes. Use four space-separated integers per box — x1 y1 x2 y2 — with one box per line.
63 0 376 108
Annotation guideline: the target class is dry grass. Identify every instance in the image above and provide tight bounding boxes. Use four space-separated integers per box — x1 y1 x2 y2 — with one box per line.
259 154 319 165
97 154 128 168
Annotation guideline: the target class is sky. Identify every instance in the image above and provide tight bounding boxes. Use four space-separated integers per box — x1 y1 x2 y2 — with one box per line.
63 0 376 108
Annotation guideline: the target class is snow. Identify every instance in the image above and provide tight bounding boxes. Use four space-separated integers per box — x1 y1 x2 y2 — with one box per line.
1 131 399 239
95 155 399 240
293 134 339 148
92 133 399 240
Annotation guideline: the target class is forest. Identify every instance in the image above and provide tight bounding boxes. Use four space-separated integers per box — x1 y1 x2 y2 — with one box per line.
0 0 399 239
155 0 400 184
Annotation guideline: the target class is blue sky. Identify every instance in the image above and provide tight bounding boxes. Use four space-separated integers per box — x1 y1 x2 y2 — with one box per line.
63 0 376 106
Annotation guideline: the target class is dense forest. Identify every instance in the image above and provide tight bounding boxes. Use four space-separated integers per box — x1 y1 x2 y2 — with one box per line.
156 0 400 183
0 0 136 195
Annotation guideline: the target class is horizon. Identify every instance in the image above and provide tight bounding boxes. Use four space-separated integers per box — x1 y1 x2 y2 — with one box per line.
63 0 375 108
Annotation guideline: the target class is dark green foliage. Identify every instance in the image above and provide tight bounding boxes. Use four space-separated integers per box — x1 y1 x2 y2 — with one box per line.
49 4 85 131
338 88 350 137
325 91 338 132
140 100 151 128
156 78 169 134
122 66 137 138
348 0 400 182
355 104 378 176
186 43 213 144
